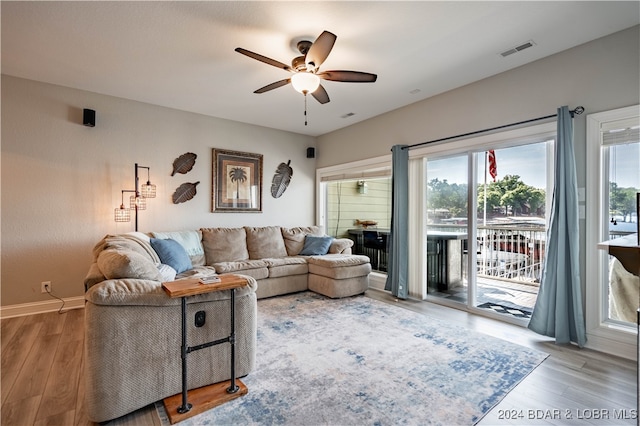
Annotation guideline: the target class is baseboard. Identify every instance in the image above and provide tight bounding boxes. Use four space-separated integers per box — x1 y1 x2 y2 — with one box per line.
368 272 387 290
585 332 637 361
1 296 85 319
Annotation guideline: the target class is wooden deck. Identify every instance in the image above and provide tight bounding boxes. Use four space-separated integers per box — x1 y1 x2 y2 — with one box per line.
429 276 540 317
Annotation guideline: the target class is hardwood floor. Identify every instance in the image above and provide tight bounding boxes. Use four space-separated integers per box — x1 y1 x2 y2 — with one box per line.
1 291 636 425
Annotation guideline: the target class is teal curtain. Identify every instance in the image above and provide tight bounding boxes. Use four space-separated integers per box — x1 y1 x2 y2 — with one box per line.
385 145 409 299
528 106 586 347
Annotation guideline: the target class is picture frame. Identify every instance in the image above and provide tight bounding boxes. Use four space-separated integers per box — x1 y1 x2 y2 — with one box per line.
212 148 263 212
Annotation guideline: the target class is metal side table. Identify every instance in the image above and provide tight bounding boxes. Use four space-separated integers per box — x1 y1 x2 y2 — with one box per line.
162 274 249 424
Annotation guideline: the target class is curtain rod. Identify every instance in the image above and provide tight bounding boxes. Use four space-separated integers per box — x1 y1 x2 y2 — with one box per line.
402 106 585 151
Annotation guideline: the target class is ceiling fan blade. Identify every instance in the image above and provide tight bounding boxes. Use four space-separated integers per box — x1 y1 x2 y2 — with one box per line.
254 78 291 94
305 31 336 72
311 85 330 104
235 47 291 72
318 70 377 83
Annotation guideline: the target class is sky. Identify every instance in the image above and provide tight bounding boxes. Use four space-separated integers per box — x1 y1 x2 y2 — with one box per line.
426 141 639 189
426 143 549 188
610 143 640 189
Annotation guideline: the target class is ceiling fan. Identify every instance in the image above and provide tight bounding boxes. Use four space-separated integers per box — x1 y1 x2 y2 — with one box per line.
235 30 377 107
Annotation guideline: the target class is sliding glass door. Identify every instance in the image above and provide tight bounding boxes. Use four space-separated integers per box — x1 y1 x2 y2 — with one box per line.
426 154 469 304
472 143 550 320
424 139 552 323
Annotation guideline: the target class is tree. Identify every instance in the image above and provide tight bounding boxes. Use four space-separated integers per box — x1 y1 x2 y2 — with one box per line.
427 178 468 217
229 167 247 200
477 174 545 217
428 175 546 219
610 182 640 220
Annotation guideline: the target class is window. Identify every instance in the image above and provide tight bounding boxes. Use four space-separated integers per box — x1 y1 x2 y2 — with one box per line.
586 105 640 359
317 157 392 280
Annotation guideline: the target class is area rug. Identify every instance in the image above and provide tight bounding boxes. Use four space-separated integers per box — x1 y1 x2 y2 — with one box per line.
156 291 547 425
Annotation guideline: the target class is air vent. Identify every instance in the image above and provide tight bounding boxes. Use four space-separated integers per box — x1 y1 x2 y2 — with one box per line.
500 40 536 57
341 112 355 119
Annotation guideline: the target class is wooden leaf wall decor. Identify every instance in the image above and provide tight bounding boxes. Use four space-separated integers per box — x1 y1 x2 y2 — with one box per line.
171 152 197 176
271 160 293 199
172 181 200 204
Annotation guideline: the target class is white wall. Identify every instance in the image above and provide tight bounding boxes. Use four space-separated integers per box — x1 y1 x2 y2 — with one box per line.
1 75 316 307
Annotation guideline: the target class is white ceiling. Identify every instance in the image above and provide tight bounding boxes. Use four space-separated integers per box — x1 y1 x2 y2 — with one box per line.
2 1 639 137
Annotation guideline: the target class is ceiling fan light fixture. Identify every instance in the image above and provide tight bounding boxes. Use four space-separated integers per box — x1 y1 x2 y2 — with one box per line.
291 72 320 94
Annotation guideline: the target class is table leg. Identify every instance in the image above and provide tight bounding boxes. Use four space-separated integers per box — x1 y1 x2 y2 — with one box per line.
178 296 192 414
227 288 239 394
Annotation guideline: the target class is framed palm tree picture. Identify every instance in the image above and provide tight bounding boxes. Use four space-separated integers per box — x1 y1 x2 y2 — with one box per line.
212 148 263 212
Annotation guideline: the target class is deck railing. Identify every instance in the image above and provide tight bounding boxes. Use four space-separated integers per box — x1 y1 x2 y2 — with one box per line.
350 223 636 285
428 223 545 284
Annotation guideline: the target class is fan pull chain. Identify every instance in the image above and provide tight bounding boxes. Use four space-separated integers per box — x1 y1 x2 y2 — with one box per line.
304 93 308 126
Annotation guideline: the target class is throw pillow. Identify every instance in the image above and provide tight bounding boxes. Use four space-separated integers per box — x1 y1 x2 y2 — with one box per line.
328 238 354 254
281 226 324 256
152 230 206 267
157 263 177 282
150 238 193 274
97 249 163 281
299 235 334 256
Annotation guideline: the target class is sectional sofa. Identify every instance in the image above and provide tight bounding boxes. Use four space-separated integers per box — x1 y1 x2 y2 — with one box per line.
83 225 371 422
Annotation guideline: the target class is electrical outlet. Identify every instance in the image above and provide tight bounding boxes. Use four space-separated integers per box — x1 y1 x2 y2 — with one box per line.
41 281 51 294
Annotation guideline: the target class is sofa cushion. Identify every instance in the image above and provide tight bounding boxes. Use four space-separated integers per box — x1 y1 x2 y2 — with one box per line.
97 249 163 281
201 227 249 264
245 226 288 259
263 257 309 278
212 260 269 280
281 226 324 256
151 230 205 267
299 235 334 256
175 265 217 280
150 238 193 274
309 262 372 280
306 254 371 268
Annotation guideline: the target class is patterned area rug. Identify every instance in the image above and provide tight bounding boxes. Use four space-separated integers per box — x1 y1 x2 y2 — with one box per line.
157 292 547 425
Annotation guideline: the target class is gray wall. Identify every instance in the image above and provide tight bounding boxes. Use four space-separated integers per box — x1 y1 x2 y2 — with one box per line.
317 26 639 170
1 76 316 306
2 25 638 309
316 25 640 300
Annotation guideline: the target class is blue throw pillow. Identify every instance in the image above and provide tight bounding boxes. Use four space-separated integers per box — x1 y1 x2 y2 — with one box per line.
150 238 192 274
299 235 334 256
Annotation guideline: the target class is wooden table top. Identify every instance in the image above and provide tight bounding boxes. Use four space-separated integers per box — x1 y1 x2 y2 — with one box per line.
162 274 248 298
598 233 640 276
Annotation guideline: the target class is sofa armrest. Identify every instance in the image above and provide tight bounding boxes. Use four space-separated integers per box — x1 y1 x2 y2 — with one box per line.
85 276 258 307
329 238 353 255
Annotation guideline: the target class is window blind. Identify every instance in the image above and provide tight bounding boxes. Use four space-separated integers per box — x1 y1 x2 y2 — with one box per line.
601 117 640 146
320 169 391 182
